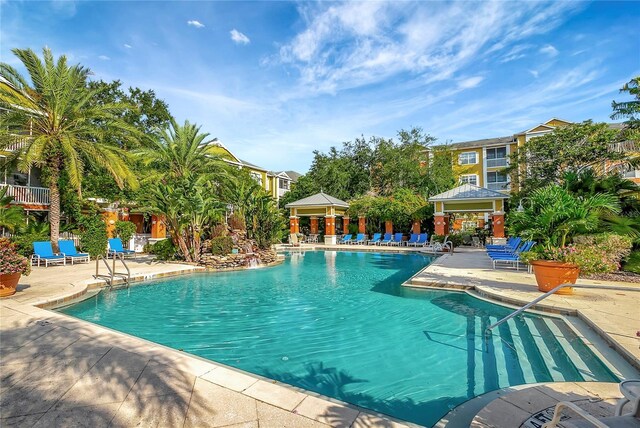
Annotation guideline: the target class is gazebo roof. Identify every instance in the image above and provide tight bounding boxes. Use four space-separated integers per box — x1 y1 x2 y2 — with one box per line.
285 192 349 208
428 184 508 202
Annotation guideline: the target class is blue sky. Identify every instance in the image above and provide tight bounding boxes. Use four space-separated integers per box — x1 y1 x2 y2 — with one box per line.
2 1 639 172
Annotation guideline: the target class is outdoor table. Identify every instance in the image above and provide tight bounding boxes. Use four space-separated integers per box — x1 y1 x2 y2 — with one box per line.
615 379 640 415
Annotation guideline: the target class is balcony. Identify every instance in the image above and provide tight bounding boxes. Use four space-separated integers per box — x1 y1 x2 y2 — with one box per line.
1 184 50 206
487 182 510 192
486 158 508 168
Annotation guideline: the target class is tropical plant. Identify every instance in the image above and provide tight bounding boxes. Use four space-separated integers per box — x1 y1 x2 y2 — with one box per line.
0 238 30 276
144 238 177 261
78 215 108 258
0 47 141 247
611 76 640 141
114 220 137 248
209 236 234 256
12 221 50 257
0 186 25 232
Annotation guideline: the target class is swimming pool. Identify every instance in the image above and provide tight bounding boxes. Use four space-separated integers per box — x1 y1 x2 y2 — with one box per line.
60 251 617 426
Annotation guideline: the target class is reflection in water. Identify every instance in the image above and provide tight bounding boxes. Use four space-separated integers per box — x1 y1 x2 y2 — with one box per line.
324 250 337 286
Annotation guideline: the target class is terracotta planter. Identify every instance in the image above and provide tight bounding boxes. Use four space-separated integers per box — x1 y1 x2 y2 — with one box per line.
0 272 22 298
530 260 579 295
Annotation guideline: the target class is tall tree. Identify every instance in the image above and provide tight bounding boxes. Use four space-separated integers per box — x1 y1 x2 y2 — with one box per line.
0 48 141 246
611 76 640 141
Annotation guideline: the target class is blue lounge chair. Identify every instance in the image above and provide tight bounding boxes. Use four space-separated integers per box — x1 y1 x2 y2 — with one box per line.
410 233 428 247
379 233 393 245
488 240 533 258
390 233 404 246
338 234 353 245
405 234 419 246
59 240 90 265
31 241 66 267
490 242 536 270
108 238 136 258
352 233 366 245
367 233 381 245
486 237 521 252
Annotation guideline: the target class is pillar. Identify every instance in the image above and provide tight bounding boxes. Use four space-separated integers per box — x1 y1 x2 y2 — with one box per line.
151 214 166 239
324 215 336 245
385 220 393 234
102 210 118 238
434 214 449 236
358 217 366 234
411 219 421 234
289 216 299 234
343 216 350 233
492 213 505 238
310 217 318 234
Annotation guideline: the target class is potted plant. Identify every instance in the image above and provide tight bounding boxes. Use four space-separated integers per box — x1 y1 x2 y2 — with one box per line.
0 238 31 297
510 185 620 294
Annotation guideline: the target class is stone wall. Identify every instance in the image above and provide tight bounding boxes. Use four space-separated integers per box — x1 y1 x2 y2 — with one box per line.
199 229 279 270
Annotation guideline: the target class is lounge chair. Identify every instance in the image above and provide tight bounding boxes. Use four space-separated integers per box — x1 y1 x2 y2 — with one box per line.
338 234 353 245
367 233 381 245
486 237 521 252
31 241 66 267
490 241 535 270
108 238 136 258
59 240 90 265
543 395 640 428
405 234 419 246
379 233 393 245
488 240 534 258
409 233 428 247
390 233 404 246
352 233 366 245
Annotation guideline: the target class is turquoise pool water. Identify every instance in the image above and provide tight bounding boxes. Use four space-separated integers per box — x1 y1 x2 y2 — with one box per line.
60 251 617 427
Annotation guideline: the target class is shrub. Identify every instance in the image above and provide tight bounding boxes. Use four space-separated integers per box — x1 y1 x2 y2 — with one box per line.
12 221 50 257
146 238 177 261
210 224 228 238
447 233 464 247
229 213 246 231
623 250 640 274
210 236 234 256
0 238 30 276
79 216 108 258
114 221 137 248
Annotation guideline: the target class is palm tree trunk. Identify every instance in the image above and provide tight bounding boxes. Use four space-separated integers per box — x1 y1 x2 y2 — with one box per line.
48 165 61 251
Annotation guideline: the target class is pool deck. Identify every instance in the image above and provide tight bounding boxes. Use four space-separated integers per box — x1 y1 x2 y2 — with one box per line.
0 257 411 428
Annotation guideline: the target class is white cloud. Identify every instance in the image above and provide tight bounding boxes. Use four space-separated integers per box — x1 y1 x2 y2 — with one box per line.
529 70 539 78
539 44 559 56
187 20 205 28
458 76 484 89
230 29 250 44
98 55 110 60
123 44 132 49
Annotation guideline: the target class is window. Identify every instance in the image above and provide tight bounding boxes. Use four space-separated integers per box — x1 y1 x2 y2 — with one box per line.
279 178 290 190
486 147 508 168
458 152 478 165
250 172 262 185
460 174 478 186
487 171 509 190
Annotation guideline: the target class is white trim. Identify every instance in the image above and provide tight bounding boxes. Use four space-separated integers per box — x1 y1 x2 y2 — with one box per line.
482 147 487 188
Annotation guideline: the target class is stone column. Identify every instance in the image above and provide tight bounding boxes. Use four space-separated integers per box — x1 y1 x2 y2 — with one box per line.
102 210 118 238
289 216 299 234
492 213 505 238
434 214 449 236
324 216 336 245
385 220 393 234
358 217 366 234
310 217 319 234
411 220 421 234
342 216 350 233
151 214 167 239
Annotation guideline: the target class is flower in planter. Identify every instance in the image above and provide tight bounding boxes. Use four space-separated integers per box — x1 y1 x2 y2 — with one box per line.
0 238 31 276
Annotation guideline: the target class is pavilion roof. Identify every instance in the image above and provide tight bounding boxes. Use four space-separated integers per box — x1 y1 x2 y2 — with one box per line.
284 192 349 208
428 184 508 202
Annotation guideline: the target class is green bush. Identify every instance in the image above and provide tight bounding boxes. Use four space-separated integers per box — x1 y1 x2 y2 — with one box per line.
623 250 640 274
145 238 177 261
79 216 108 258
210 236 234 256
12 222 50 257
114 221 137 248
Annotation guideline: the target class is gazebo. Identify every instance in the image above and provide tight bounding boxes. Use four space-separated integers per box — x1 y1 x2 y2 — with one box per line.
428 184 508 238
285 192 349 245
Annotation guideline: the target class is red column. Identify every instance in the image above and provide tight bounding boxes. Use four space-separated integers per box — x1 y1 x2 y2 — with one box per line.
434 214 449 236
358 217 366 234
385 220 393 234
343 217 350 233
151 215 167 239
289 217 299 234
411 220 421 234
310 217 318 234
493 214 505 238
325 216 336 235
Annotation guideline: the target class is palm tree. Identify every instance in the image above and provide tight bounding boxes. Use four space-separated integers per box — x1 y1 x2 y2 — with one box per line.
0 187 25 233
0 47 141 247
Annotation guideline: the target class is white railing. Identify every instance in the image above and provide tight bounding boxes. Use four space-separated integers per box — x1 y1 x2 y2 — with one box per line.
1 184 50 205
487 182 510 191
486 158 508 168
5 135 29 152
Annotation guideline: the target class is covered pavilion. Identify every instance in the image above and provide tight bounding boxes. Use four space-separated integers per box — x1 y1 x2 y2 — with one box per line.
428 184 509 238
285 192 349 245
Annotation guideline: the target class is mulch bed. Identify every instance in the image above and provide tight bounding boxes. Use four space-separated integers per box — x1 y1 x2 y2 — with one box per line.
582 271 640 284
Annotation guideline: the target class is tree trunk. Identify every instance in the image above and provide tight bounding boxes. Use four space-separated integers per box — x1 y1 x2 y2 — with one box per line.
48 165 61 252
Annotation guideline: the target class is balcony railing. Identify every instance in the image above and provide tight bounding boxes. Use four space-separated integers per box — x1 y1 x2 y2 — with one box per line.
486 158 508 168
4 135 30 152
1 184 50 205
487 182 510 191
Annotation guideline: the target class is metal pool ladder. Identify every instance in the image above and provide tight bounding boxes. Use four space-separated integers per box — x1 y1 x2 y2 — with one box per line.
483 283 640 351
95 253 131 288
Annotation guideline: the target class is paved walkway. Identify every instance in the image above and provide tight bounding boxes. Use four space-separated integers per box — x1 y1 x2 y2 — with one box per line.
408 248 640 370
1 260 409 428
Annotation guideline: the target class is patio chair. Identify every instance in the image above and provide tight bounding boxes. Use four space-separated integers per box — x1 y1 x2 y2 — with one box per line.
352 233 366 245
543 395 640 428
108 238 137 259
409 233 428 247
59 240 90 265
486 237 521 252
367 233 381 245
31 241 66 267
405 234 419 246
379 233 393 245
490 241 535 270
338 234 353 244
390 233 404 246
